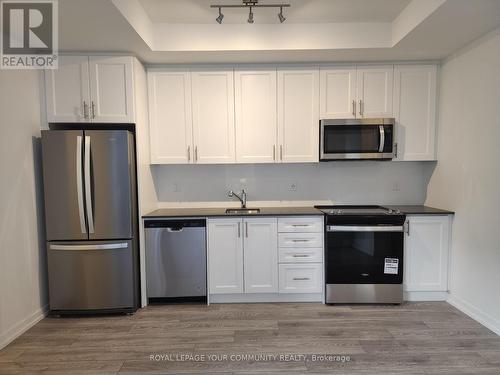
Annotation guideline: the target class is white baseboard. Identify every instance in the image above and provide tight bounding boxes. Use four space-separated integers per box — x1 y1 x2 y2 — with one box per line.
209 293 323 304
0 304 49 350
404 291 449 301
447 295 500 336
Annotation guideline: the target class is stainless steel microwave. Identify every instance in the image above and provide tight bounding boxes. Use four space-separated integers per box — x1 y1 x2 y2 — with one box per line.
320 118 395 161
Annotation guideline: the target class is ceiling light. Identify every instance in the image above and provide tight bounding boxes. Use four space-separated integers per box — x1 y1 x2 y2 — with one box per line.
211 1 290 24
278 7 286 23
216 7 224 24
248 6 254 24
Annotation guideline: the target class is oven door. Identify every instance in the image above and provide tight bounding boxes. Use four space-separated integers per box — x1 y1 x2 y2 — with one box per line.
320 120 394 160
325 225 404 284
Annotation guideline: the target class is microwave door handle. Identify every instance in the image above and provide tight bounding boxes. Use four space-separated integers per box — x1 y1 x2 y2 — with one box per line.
378 125 385 153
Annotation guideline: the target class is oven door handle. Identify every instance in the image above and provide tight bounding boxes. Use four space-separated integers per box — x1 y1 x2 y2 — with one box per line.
327 225 404 232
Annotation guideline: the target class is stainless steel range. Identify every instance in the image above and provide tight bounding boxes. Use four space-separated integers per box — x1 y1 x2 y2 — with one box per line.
315 205 406 304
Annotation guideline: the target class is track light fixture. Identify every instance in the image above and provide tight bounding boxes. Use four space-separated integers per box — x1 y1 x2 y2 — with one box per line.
210 0 290 24
216 7 224 24
248 6 254 24
278 6 286 23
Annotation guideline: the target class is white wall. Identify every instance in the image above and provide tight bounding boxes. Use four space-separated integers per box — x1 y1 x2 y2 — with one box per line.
425 28 500 334
152 161 434 205
0 71 47 349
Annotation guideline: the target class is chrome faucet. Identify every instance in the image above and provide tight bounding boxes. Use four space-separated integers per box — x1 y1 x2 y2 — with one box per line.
228 189 247 208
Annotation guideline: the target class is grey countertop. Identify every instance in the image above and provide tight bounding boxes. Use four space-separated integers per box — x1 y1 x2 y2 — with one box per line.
143 206 324 218
143 205 454 219
385 205 454 215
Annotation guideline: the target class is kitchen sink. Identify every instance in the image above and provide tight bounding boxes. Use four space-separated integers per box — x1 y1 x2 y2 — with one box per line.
225 208 261 215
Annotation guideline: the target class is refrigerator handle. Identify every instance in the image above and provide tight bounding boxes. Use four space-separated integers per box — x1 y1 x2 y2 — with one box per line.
76 136 87 234
84 136 95 234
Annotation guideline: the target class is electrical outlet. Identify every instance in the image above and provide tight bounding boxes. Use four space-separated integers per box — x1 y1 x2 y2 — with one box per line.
173 183 181 192
392 182 400 192
289 183 297 192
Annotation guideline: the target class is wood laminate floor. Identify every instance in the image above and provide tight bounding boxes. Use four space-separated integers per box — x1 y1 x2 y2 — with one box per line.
1 302 500 374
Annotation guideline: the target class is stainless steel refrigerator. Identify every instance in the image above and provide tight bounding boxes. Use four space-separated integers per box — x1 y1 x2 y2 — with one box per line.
41 129 140 314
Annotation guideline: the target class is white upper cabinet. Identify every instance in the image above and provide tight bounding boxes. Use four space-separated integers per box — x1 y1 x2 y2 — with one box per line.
235 68 277 163
404 215 451 293
148 70 193 164
208 218 244 294
45 55 135 123
45 55 90 123
278 67 320 163
243 218 279 293
319 66 356 119
191 68 236 164
393 65 437 161
88 56 135 123
356 65 393 118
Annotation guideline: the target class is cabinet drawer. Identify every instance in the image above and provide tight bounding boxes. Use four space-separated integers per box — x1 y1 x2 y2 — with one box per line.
279 264 322 293
278 233 323 248
279 248 323 263
278 217 323 233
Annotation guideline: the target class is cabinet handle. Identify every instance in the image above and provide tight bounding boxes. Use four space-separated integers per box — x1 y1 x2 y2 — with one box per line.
280 145 283 161
195 146 198 162
245 222 248 238
91 101 96 119
83 101 89 119
359 100 363 117
237 222 241 238
292 224 309 227
405 221 410 236
394 142 398 158
293 277 310 281
291 239 309 242
187 146 191 162
352 100 356 117
273 145 276 161
292 255 309 258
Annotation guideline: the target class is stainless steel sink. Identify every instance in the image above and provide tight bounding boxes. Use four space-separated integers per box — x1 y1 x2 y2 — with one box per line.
225 208 261 215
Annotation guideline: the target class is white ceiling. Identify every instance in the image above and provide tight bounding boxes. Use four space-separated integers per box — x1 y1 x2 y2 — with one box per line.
57 0 500 64
140 0 411 24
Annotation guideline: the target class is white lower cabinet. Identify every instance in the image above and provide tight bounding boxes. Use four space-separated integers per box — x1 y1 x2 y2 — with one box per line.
208 219 244 294
279 264 323 294
208 216 324 301
243 218 278 293
404 215 451 299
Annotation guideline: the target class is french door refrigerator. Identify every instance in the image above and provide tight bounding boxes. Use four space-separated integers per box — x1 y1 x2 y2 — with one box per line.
41 129 140 314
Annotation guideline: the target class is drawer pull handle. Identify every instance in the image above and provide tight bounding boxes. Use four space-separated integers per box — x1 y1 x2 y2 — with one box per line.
291 239 309 242
292 255 309 258
291 224 310 227
293 277 310 281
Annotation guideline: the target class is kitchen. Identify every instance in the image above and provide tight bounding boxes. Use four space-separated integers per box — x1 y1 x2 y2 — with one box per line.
1 0 500 374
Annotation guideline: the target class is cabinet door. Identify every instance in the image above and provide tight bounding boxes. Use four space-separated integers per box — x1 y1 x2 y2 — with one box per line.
208 218 244 294
89 56 135 123
243 218 278 293
235 68 277 163
404 215 450 292
148 70 193 164
278 67 320 163
45 55 90 123
319 66 356 119
191 68 236 164
356 65 393 118
393 65 437 161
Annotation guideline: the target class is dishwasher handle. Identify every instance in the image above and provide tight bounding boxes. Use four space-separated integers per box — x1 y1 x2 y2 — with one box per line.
144 219 206 229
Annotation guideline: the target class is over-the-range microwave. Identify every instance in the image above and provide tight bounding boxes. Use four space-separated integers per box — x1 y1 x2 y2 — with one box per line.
320 118 395 161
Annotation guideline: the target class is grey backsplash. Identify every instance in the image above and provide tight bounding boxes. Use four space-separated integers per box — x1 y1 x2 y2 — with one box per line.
151 162 437 204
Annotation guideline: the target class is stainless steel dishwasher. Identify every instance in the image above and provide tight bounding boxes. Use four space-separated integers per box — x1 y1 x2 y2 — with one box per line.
145 219 207 303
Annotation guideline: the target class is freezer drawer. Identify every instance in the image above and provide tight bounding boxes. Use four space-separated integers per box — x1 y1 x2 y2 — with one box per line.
47 240 134 311
145 219 207 299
